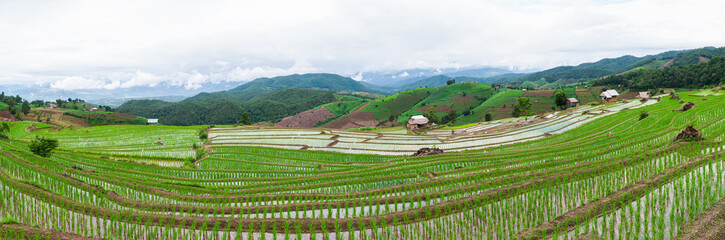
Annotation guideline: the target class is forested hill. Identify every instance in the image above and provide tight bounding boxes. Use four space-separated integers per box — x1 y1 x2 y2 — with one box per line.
118 88 337 125
117 73 388 125
184 73 385 103
512 46 725 86
398 75 488 91
594 56 725 90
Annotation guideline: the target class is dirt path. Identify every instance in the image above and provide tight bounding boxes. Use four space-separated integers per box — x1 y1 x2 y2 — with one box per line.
0 223 103 240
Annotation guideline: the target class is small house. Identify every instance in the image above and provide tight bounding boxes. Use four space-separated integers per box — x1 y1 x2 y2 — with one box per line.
600 89 619 102
406 115 429 131
565 98 579 108
90 108 98 112
635 92 650 98
147 119 159 125
49 104 57 109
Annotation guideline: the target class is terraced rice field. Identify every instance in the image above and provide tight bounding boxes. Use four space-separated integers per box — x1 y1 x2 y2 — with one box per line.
209 99 658 155
1 91 724 239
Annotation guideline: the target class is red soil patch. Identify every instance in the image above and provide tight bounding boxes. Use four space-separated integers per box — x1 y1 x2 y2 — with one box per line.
60 114 90 128
0 223 101 240
346 111 374 121
0 110 19 122
112 112 138 119
698 56 710 63
522 90 555 97
324 117 365 129
26 124 51 133
659 59 675 69
274 107 336 128
323 102 381 129
618 91 639 100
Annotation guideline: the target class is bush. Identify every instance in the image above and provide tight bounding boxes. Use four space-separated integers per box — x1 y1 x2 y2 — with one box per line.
29 136 59 157
639 110 649 120
198 128 208 140
484 113 492 122
0 123 9 139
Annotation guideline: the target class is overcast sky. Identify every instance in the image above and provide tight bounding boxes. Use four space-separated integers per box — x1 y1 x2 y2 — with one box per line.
1 0 724 90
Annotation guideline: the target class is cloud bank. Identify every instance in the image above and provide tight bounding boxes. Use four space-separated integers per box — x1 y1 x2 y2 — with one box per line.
0 0 723 90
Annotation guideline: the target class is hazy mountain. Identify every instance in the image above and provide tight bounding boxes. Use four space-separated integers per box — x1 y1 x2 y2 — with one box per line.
184 73 385 103
356 67 515 86
89 95 188 108
0 82 234 103
511 47 725 85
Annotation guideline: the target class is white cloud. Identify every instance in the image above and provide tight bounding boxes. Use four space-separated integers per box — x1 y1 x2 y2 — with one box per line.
50 76 117 90
171 71 209 90
120 71 164 88
351 72 363 81
1 0 724 88
397 72 410 78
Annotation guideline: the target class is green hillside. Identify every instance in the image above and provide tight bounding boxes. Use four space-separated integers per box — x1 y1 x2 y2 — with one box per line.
456 89 524 122
332 82 573 126
397 75 487 91
119 88 338 125
596 56 725 90
118 73 386 126
395 82 495 123
360 87 433 120
186 73 384 103
318 94 369 116
509 47 725 87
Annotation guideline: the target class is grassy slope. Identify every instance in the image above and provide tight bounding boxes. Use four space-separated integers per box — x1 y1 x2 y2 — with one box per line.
457 89 524 122
396 82 494 123
360 87 432 120
315 94 369 116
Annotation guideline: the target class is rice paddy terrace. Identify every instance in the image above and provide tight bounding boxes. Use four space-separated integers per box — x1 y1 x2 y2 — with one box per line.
0 90 724 239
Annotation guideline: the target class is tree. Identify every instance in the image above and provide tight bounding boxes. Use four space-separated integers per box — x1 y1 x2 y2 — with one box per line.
446 79 456 85
387 115 395 122
424 107 439 124
21 101 30 115
239 112 252 125
484 113 492 122
442 109 457 124
0 123 10 139
512 97 532 118
554 91 568 108
30 100 44 106
29 136 58 157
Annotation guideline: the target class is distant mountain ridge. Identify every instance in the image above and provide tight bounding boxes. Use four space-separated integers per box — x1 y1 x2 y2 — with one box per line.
511 46 725 86
112 46 725 126
118 73 382 125
356 67 516 86
185 73 386 103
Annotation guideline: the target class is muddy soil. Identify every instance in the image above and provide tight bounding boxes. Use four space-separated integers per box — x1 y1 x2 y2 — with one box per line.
0 223 102 240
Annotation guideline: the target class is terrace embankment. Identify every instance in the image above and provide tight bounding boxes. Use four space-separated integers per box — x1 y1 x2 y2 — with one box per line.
677 196 725 240
0 135 701 234
0 223 102 240
516 148 723 240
